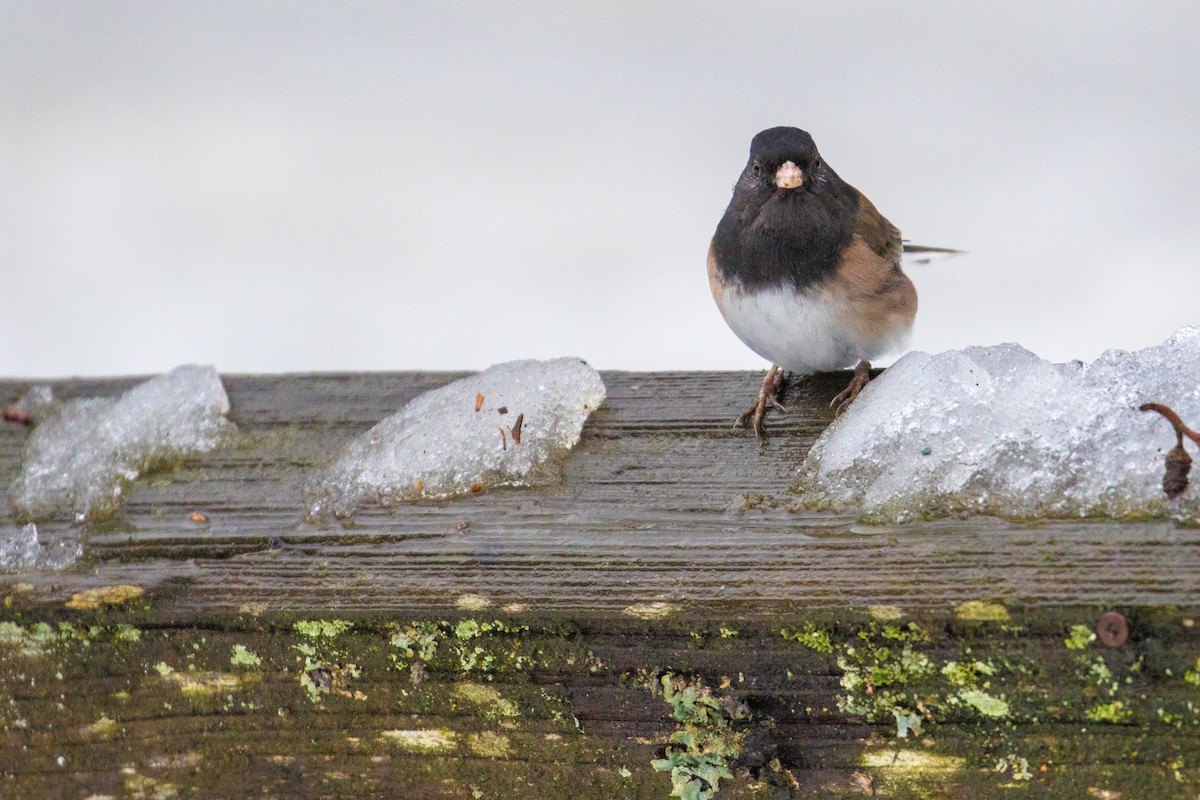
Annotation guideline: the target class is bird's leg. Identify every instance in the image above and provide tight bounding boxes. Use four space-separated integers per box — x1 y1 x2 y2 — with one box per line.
734 364 788 439
830 360 872 416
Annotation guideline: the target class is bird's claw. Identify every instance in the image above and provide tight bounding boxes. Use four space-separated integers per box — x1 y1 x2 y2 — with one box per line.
830 360 872 416
734 365 787 440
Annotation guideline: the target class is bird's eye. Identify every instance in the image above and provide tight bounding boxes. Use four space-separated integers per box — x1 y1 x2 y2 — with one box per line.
750 162 762 179
813 158 822 170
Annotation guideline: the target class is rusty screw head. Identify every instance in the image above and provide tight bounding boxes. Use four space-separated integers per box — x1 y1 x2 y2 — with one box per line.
1096 611 1128 648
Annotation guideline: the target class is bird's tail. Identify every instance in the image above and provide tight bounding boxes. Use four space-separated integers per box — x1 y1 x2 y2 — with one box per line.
901 243 962 268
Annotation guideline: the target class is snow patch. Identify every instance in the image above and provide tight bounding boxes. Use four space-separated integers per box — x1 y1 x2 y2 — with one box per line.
794 326 1200 523
8 365 234 523
0 523 82 571
306 357 605 519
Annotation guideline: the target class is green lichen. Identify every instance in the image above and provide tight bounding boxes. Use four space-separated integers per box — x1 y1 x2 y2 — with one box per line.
5 606 1199 796
467 731 511 758
455 619 482 640
124 771 179 799
954 601 1010 622
650 673 749 800
452 681 503 705
0 620 98 657
229 644 262 668
0 622 50 657
868 605 904 621
389 621 442 665
859 747 966 796
837 624 936 723
387 619 535 677
1059 636 1155 730
164 670 243 697
1086 700 1132 724
786 622 1020 736
114 623 141 643
893 710 922 738
298 669 327 704
1088 656 1116 688
861 748 964 771
457 645 495 672
1064 624 1095 650
941 659 995 689
298 662 362 704
1183 657 1200 688
86 714 119 738
452 682 519 719
293 619 353 639
379 728 457 753
938 659 1011 718
958 689 1010 719
780 623 833 654
993 753 1033 782
293 622 357 703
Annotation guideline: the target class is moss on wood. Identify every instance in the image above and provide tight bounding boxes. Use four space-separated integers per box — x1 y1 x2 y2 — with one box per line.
1 592 1198 798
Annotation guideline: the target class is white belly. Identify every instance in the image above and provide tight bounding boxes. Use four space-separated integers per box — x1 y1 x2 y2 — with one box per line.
716 285 909 373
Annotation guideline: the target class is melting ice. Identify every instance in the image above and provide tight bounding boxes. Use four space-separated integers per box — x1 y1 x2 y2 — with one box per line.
794 325 1200 523
306 357 606 519
0 523 82 572
8 364 234 524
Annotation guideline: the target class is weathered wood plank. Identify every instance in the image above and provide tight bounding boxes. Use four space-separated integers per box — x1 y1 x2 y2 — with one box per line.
2 371 1199 798
2 371 1197 613
1 602 1198 798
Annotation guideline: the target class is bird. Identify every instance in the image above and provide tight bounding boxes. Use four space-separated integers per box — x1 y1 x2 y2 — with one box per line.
708 126 956 438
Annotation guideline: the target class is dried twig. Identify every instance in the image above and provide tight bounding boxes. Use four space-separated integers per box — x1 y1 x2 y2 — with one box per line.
1140 403 1200 445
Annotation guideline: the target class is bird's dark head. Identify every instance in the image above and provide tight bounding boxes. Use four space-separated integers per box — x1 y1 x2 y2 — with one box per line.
742 126 828 194
712 126 859 291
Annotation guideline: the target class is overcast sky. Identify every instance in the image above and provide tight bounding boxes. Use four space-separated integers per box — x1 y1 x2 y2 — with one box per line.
2 2 1198 378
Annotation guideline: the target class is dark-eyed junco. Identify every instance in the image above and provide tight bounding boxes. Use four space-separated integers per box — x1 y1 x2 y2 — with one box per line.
709 126 955 438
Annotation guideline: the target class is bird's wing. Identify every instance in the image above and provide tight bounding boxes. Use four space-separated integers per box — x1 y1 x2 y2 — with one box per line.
852 189 962 268
835 192 918 344
851 189 903 266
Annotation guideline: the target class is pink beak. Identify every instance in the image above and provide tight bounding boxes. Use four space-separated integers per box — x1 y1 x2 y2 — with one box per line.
775 161 803 190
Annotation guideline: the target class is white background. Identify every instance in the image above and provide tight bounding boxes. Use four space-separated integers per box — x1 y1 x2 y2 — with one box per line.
3 2 1197 377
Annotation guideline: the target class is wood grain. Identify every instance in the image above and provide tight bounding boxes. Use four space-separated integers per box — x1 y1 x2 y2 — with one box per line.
2 371 1198 798
2 370 1197 614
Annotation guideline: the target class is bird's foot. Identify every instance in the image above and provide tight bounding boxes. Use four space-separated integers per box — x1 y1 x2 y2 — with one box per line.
830 360 872 416
734 365 788 440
